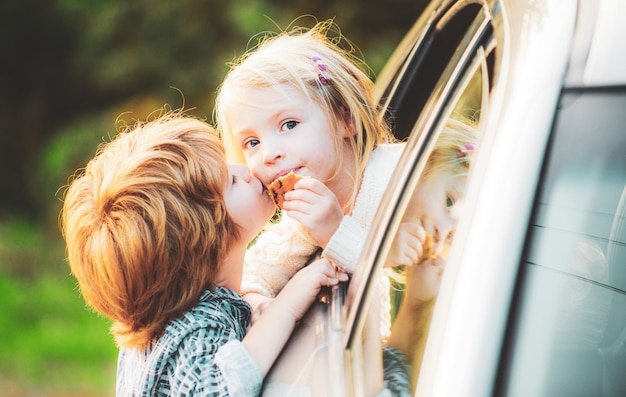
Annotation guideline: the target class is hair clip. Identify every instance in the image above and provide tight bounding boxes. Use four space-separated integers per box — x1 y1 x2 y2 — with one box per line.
311 55 330 85
457 143 477 157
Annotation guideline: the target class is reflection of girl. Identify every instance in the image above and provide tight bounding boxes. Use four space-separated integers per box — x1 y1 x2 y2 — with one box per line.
214 20 403 337
387 117 479 271
383 117 480 394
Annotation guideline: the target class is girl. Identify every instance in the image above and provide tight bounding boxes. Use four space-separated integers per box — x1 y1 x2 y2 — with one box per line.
60 111 347 396
214 20 405 336
387 116 480 275
383 116 481 394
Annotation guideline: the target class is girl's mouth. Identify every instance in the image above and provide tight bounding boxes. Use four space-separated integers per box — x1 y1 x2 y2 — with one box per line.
273 167 301 182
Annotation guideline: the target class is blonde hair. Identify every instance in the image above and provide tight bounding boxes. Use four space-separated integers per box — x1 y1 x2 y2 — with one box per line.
214 20 394 208
60 110 239 349
424 116 479 181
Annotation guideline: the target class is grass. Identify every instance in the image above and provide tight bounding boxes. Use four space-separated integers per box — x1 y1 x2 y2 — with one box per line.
0 219 117 396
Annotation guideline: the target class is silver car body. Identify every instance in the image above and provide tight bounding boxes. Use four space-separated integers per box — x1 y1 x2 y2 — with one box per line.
410 0 626 395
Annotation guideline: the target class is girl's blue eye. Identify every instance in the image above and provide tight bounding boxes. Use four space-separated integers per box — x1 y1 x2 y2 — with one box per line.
446 196 454 208
281 120 298 131
244 139 260 149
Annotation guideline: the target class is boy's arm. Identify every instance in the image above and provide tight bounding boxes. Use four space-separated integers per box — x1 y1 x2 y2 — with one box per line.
242 259 348 376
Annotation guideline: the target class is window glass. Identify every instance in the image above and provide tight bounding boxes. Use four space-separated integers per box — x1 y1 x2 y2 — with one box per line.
380 3 486 141
347 46 491 396
499 90 626 396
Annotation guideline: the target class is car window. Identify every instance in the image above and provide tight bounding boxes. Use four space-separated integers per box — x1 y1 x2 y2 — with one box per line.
376 1 492 142
343 3 496 394
496 89 626 396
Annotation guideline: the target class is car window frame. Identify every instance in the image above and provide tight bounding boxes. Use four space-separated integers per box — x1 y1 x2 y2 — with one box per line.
344 2 496 348
342 2 498 395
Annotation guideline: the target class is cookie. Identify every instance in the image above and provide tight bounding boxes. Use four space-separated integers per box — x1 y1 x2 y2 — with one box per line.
267 170 303 208
421 234 434 262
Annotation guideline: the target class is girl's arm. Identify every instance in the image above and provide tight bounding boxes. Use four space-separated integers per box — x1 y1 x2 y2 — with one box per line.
242 259 348 376
242 212 319 303
323 143 406 273
323 215 366 273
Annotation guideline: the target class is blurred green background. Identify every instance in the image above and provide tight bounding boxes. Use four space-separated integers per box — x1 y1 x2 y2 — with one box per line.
0 0 427 395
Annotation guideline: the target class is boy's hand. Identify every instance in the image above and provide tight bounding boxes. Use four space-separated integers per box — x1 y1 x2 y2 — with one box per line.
276 258 348 322
282 178 343 248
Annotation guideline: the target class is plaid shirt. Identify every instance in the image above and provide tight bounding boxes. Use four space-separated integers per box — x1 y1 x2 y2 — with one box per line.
116 287 262 396
382 347 412 396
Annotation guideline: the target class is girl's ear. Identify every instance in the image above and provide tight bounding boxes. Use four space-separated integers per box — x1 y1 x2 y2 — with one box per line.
340 112 357 138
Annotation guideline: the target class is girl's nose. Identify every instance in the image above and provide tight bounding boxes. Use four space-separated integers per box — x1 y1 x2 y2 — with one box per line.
262 138 284 165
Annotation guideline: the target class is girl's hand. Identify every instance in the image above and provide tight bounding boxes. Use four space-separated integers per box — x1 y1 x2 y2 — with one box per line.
275 258 349 322
385 222 427 268
404 255 446 305
282 178 343 248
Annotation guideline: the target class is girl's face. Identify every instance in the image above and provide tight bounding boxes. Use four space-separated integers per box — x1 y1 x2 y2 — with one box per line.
409 169 466 256
224 164 276 243
223 84 350 191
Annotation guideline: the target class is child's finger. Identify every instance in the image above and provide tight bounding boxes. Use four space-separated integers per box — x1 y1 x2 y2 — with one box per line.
407 222 427 242
335 271 350 282
322 272 349 286
283 188 316 205
293 176 324 192
310 258 349 283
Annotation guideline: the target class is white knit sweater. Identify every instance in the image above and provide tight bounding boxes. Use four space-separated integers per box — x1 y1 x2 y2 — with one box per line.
241 143 405 336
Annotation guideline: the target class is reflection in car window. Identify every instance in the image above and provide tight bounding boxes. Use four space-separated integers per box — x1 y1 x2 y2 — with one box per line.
385 114 481 384
498 90 626 396
346 46 490 394
343 3 498 394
